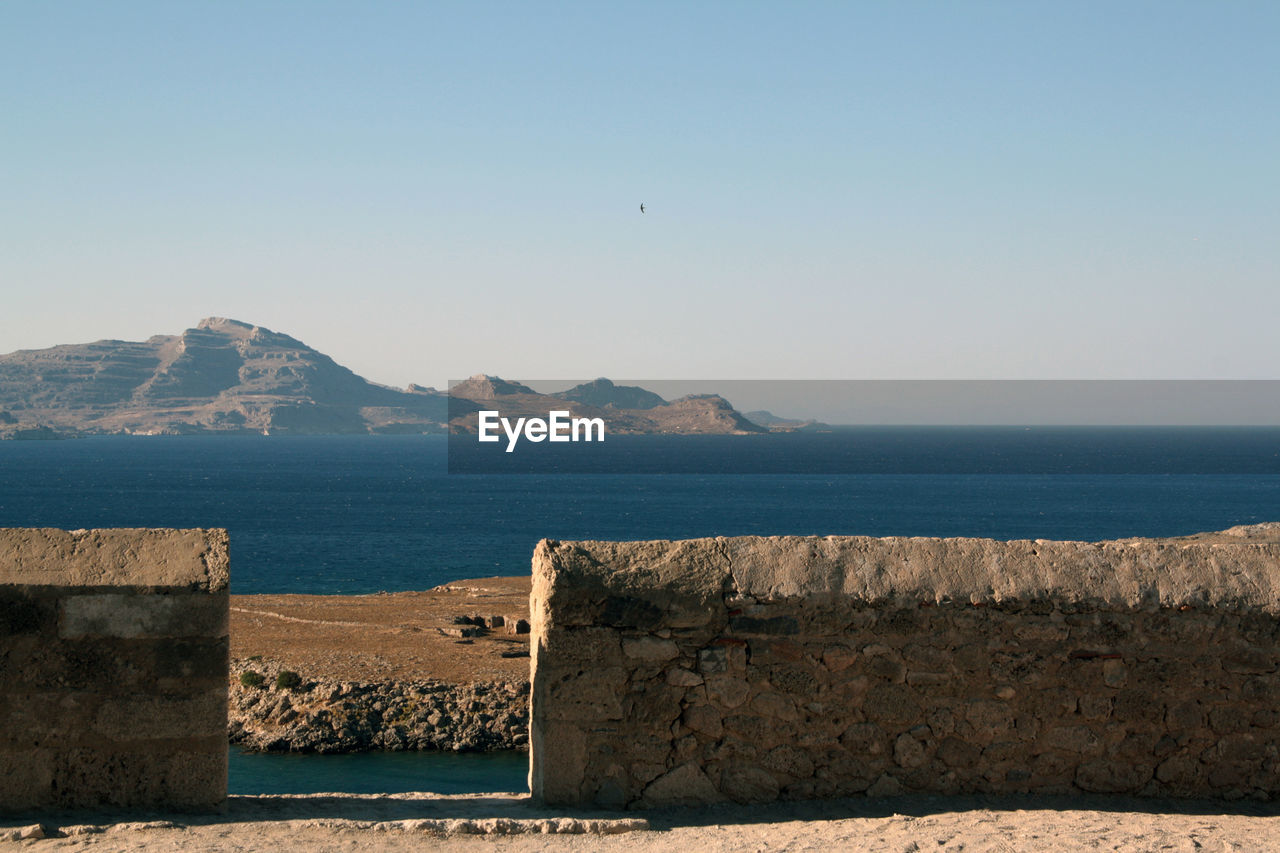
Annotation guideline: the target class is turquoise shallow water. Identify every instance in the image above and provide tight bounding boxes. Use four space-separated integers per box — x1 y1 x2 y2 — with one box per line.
228 747 529 795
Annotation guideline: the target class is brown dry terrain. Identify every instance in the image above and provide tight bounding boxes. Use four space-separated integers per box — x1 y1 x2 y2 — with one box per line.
230 576 531 684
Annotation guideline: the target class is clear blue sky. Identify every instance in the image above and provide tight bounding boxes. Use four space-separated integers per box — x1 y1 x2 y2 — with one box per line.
2 2 1276 388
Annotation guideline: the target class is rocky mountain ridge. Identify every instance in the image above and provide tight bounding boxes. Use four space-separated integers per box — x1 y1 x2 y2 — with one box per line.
0 319 775 436
448 377 768 436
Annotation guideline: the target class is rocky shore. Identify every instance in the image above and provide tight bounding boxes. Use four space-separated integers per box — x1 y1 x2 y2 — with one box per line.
230 658 529 753
227 579 534 754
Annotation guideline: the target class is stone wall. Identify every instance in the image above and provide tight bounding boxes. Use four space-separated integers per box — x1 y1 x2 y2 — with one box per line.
0 528 229 812
529 524 1280 807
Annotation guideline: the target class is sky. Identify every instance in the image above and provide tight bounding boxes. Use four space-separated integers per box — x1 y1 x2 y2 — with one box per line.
2 2 1277 390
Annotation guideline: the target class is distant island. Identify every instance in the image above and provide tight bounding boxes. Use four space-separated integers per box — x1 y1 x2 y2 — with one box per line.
0 318 814 437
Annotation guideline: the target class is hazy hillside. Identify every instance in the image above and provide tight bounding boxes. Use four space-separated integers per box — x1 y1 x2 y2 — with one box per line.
0 318 449 435
552 378 666 410
449 375 767 435
0 320 770 437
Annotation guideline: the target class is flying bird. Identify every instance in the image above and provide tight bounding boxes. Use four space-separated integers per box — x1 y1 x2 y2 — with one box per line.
639 203 645 213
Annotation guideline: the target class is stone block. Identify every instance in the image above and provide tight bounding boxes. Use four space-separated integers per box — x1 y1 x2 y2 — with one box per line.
964 700 1014 738
1167 700 1205 732
541 627 621 664
769 664 819 695
893 733 926 768
622 683 684 729
92 690 225 741
439 625 483 638
0 528 228 590
729 613 799 635
724 714 781 744
38 745 226 811
720 764 780 803
1043 725 1103 756
1077 693 1113 721
600 595 664 629
822 644 857 672
0 748 56 810
154 637 230 681
840 723 887 755
1075 759 1153 793
866 655 907 682
543 667 626 721
863 684 921 726
0 591 56 637
666 667 703 687
761 745 815 779
698 646 728 674
906 671 950 687
622 636 679 661
1156 754 1200 785
60 592 227 639
937 736 981 768
1222 648 1276 675
682 704 723 738
704 674 751 709
530 720 588 806
866 773 904 797
699 640 747 674
1102 658 1128 688
749 638 806 664
642 762 723 807
902 642 951 669
0 691 96 747
749 691 799 722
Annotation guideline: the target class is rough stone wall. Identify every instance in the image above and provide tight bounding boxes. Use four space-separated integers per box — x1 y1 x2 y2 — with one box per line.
529 524 1280 807
0 528 230 812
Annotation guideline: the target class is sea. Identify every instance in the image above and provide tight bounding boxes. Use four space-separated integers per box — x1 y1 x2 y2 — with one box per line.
3 428 1279 794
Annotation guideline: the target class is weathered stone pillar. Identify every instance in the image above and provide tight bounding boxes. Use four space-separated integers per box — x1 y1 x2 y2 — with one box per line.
0 528 230 812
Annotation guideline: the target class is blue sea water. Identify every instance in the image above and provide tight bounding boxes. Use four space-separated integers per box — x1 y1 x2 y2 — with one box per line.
2 430 1278 594
3 429 1278 793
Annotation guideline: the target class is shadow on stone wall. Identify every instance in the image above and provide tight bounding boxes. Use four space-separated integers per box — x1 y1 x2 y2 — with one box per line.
530 525 1280 808
1 528 229 813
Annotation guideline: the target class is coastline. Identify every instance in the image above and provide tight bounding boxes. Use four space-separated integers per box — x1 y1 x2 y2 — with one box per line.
229 658 528 753
228 579 531 754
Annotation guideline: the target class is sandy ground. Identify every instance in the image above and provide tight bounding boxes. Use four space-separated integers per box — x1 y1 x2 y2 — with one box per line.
4 792 1280 851
229 576 532 683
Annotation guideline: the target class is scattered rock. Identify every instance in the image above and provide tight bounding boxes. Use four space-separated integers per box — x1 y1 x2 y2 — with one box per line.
230 660 529 753
18 824 50 840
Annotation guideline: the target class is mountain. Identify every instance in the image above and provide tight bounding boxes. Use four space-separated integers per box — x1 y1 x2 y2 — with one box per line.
648 394 768 434
0 318 449 435
552 378 666 410
0 321 775 436
448 375 538 398
744 410 829 431
448 376 767 435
